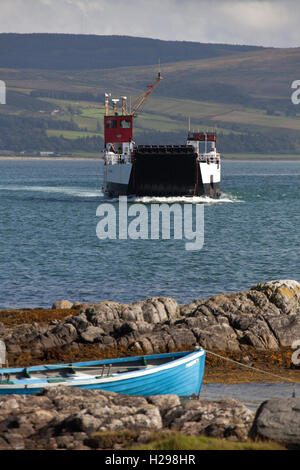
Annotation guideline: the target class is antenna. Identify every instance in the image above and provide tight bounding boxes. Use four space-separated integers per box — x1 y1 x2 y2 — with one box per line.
121 96 127 115
104 93 111 116
112 98 120 114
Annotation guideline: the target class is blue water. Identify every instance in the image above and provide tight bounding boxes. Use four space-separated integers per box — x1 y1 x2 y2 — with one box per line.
200 382 300 411
0 158 300 309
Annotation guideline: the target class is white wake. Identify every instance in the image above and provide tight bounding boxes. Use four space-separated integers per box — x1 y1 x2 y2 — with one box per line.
0 185 103 198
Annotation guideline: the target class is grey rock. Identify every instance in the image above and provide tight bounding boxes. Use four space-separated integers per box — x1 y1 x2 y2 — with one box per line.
147 395 181 416
52 300 73 310
250 397 300 449
0 387 255 450
164 398 254 441
80 325 104 343
71 302 82 309
6 344 22 354
255 280 300 314
3 432 25 450
66 312 89 332
3 280 300 358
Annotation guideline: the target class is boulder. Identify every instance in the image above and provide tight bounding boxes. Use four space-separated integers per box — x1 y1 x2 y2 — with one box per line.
163 398 254 441
147 395 181 417
52 300 73 310
0 387 255 450
255 280 300 315
80 326 105 343
179 279 300 351
250 397 300 449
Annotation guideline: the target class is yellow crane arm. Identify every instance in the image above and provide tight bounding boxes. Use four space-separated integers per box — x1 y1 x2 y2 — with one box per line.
130 72 162 116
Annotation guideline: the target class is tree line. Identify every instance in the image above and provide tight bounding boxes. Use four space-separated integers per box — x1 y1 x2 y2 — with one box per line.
1 113 299 154
0 115 103 152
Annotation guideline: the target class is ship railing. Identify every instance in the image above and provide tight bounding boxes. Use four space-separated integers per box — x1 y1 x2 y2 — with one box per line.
198 153 221 165
134 145 195 154
104 153 132 165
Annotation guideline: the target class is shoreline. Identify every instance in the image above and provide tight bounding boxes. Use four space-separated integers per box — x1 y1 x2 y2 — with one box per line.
0 156 103 161
0 306 299 385
1 154 300 161
1 280 300 386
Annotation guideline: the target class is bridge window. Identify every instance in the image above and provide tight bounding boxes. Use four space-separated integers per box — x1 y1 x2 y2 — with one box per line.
106 119 118 128
120 119 131 128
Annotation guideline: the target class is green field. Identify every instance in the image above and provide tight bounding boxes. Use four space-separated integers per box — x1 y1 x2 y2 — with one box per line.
1 39 300 154
46 129 102 139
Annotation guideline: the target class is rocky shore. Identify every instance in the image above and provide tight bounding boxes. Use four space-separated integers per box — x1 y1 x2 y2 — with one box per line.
0 279 300 450
1 279 300 378
0 387 299 450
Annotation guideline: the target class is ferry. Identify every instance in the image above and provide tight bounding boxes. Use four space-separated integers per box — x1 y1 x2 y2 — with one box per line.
103 73 221 198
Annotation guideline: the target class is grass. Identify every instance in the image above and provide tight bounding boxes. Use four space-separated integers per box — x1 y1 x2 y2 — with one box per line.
46 129 102 139
130 432 286 451
84 430 285 450
134 113 184 133
38 94 246 136
212 109 300 131
80 107 105 118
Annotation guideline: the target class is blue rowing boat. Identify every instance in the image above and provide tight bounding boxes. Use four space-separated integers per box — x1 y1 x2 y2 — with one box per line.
0 348 205 396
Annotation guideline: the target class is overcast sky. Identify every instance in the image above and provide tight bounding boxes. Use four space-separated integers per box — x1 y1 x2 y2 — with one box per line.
0 0 299 47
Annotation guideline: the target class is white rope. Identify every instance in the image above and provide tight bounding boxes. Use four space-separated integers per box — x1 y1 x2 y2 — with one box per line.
206 349 300 385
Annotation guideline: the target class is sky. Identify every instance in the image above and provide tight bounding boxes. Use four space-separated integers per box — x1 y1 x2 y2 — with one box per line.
0 0 299 48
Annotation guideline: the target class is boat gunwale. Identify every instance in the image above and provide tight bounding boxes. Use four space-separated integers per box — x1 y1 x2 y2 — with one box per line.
0 349 201 374
0 349 205 390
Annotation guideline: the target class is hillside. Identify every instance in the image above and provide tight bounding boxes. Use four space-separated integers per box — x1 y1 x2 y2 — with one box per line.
0 34 300 155
0 33 262 70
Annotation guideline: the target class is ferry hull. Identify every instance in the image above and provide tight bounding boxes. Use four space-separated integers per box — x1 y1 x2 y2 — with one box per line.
104 148 221 198
104 181 129 197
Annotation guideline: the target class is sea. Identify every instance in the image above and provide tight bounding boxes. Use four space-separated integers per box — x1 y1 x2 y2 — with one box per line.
1 158 299 309
0 158 299 407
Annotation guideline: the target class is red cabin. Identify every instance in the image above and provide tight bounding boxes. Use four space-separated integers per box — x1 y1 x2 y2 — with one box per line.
104 115 133 146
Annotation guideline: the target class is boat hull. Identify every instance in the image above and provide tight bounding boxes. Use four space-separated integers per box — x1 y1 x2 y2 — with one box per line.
103 145 221 198
104 162 221 198
0 349 205 396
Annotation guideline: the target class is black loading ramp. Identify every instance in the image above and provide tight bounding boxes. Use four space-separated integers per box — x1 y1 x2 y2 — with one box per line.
128 145 203 196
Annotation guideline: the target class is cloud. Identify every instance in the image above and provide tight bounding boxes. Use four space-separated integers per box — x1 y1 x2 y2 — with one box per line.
0 0 299 47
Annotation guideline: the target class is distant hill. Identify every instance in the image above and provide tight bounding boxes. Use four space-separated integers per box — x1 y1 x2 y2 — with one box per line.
0 33 262 70
1 34 300 155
